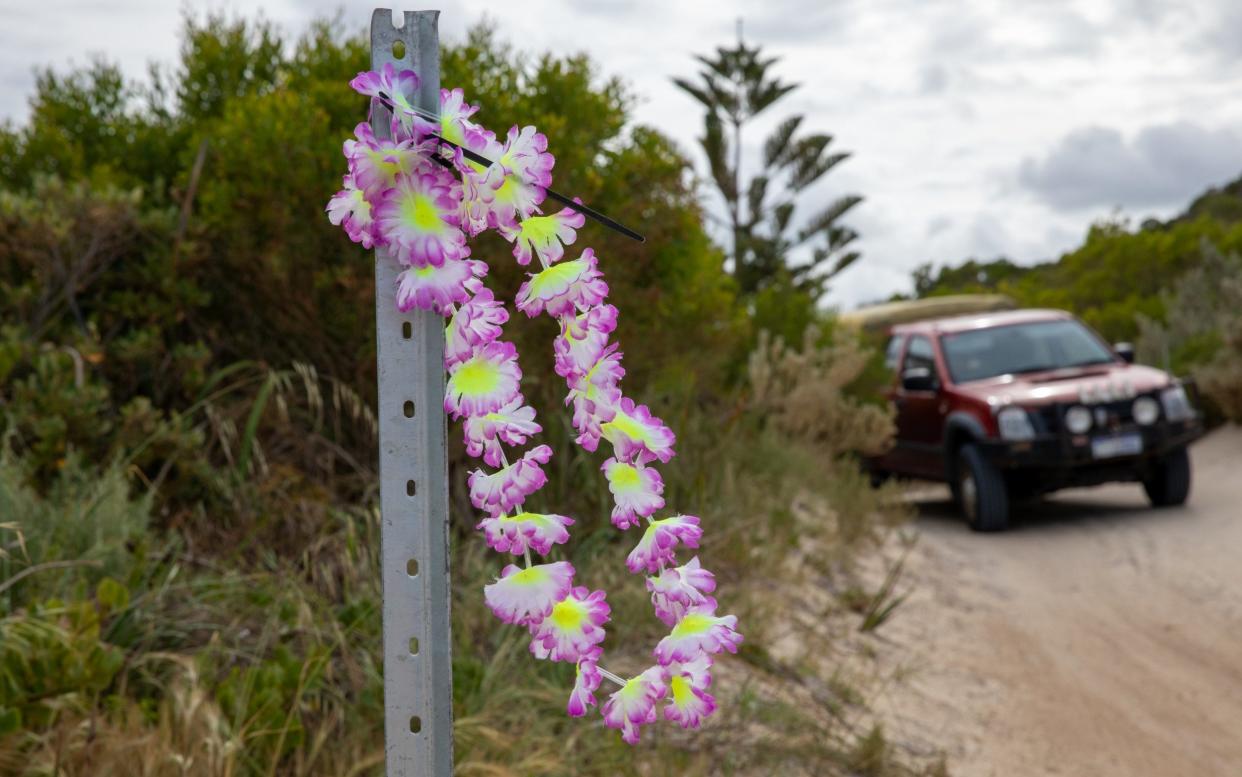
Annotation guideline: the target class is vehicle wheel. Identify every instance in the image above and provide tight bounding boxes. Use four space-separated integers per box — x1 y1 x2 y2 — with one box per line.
957 445 1009 532
1143 446 1191 507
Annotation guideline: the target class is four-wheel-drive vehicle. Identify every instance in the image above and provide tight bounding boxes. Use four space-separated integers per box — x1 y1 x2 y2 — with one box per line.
866 308 1204 531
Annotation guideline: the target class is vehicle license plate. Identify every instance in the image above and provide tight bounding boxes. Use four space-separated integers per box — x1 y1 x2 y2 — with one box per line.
1091 432 1143 459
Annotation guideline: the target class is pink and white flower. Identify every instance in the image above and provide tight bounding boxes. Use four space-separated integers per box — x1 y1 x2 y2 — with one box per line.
600 397 676 464
601 666 668 745
482 170 545 231
445 286 508 365
483 560 575 626
500 203 586 266
457 150 505 237
468 444 553 515
445 340 522 419
415 87 498 153
647 557 716 626
349 63 423 139
563 345 625 451
567 654 603 717
516 248 609 318
566 382 620 453
653 601 742 665
529 587 610 662
496 124 555 189
603 457 665 529
554 304 618 379
476 510 572 556
374 166 467 268
579 343 625 392
326 175 376 248
625 514 702 574
462 397 541 468
344 122 424 197
395 256 486 315
662 655 716 729
471 126 555 229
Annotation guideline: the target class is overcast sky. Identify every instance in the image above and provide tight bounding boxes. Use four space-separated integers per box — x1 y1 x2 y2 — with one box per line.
4 1 1242 308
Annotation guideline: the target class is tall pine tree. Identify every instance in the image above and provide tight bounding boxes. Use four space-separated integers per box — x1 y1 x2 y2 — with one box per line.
674 28 862 299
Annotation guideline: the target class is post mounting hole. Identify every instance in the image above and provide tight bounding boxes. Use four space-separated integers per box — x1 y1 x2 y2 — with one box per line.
409 716 422 734
407 558 419 577
409 637 419 655
392 40 406 59
406 480 416 497
403 400 414 418
402 321 412 339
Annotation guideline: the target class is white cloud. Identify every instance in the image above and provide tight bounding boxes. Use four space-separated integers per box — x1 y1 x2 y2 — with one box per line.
1018 122 1242 212
3 0 1242 308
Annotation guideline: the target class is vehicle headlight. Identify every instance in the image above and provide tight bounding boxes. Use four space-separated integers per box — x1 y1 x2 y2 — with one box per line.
1132 396 1160 426
1065 405 1093 434
997 406 1036 441
1160 384 1193 422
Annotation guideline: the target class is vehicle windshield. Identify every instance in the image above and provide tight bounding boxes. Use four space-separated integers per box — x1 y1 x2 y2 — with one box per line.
941 319 1115 383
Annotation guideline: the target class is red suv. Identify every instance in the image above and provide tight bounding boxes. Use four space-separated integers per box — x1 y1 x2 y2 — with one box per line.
867 309 1203 531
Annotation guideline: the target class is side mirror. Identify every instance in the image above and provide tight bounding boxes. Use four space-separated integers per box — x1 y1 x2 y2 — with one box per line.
1114 342 1135 364
901 365 937 392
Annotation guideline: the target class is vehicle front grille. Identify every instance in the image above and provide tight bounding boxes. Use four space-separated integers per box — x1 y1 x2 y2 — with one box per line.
1033 397 1146 435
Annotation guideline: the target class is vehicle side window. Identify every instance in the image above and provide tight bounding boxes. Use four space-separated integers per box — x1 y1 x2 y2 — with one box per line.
902 335 937 381
884 335 904 371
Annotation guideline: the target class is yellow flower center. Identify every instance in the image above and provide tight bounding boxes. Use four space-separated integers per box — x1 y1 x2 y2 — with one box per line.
365 148 403 184
440 116 464 146
602 409 650 445
400 190 444 233
494 175 518 204
453 359 501 396
670 675 692 706
506 566 548 586
526 259 583 299
549 598 586 631
519 215 559 245
671 612 713 638
609 462 641 489
500 512 551 530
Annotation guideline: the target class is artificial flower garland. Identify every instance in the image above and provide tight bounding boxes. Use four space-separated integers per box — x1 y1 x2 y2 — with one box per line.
327 63 742 744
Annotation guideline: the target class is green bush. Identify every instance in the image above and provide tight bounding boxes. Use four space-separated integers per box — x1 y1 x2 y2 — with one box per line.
1136 241 1242 420
0 600 126 734
0 13 907 777
0 454 150 607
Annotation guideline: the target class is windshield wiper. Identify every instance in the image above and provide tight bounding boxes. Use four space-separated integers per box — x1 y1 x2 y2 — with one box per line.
1061 358 1114 368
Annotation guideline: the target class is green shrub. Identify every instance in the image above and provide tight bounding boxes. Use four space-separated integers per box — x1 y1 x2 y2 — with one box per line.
0 454 150 607
0 600 126 734
1136 241 1242 421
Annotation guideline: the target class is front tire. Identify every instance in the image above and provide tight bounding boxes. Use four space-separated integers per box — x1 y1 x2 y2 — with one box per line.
957 444 1010 531
1143 446 1191 507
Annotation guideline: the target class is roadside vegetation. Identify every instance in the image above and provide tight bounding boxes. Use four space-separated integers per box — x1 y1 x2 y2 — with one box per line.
0 15 931 777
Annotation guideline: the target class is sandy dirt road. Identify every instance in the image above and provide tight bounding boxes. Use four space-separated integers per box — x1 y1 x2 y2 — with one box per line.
874 427 1242 776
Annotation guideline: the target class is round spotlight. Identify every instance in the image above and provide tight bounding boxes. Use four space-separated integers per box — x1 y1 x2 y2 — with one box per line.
1065 405 1093 434
1133 396 1160 426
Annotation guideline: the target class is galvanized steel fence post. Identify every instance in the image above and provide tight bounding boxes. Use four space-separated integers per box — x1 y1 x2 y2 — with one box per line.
370 9 454 776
